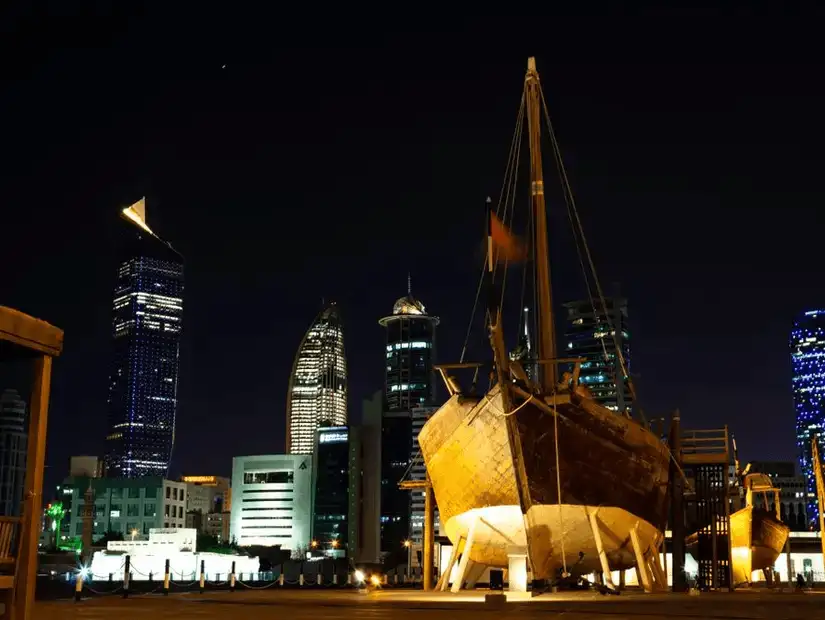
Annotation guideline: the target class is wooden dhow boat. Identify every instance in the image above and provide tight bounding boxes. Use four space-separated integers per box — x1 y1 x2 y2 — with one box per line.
418 58 671 592
728 472 790 586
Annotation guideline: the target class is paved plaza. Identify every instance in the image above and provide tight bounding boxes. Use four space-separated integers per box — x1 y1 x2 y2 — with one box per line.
29 589 825 619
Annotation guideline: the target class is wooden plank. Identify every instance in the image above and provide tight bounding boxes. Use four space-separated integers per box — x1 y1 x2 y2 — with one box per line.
14 355 53 620
0 306 64 357
588 509 616 590
630 521 653 593
399 480 429 490
451 517 478 593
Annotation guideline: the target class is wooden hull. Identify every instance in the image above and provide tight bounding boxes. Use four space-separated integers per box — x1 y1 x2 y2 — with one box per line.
729 506 790 585
418 385 670 579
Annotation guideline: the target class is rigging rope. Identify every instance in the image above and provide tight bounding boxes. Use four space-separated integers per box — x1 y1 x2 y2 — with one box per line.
552 390 568 576
497 99 525 312
538 86 641 423
460 94 525 363
482 391 534 417
398 447 424 485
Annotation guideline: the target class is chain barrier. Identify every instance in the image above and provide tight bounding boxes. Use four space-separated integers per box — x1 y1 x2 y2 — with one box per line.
170 580 199 587
82 584 125 596
70 569 402 600
236 579 281 590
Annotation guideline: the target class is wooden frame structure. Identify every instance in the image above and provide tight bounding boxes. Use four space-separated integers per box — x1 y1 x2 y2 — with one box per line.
0 306 63 620
682 426 733 590
398 477 435 590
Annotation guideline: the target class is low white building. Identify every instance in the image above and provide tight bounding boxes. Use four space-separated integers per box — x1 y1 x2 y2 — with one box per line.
230 455 312 551
89 528 257 580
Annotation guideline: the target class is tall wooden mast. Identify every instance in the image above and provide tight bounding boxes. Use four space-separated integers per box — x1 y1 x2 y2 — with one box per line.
525 57 557 389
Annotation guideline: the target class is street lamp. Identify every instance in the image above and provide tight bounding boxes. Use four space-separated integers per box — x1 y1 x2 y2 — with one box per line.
403 540 412 577
330 539 339 549
130 529 139 541
310 540 318 549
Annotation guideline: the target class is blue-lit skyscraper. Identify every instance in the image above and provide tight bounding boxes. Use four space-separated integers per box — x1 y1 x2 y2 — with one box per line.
791 309 825 527
104 199 184 478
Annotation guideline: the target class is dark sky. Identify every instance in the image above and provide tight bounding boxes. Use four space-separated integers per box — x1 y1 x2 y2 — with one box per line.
2 5 823 485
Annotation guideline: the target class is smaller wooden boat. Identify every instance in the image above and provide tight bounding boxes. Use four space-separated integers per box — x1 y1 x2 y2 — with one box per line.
728 472 789 586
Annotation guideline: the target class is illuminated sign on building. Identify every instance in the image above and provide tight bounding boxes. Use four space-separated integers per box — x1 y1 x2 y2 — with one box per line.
319 432 347 444
181 476 218 485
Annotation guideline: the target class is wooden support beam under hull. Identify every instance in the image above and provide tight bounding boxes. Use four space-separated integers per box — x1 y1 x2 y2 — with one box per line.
629 522 653 592
588 509 617 590
451 517 479 593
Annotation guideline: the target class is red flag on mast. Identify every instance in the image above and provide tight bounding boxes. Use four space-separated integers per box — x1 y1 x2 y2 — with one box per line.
490 212 528 263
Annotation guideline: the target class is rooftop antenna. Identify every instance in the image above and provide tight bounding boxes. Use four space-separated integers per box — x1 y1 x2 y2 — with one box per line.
407 272 412 295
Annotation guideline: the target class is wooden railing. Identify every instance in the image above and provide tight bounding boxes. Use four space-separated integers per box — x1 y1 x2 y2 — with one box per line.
1 516 21 619
0 516 21 572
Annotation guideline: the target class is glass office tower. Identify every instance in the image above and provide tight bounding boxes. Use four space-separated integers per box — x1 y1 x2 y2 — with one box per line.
104 199 184 478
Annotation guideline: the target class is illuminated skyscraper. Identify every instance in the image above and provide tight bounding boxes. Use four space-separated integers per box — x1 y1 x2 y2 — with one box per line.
378 286 439 412
563 297 631 413
104 199 184 478
311 425 350 555
285 304 347 455
791 309 825 526
378 282 438 557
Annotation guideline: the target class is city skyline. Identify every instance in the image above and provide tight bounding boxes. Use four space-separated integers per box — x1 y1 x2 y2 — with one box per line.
2 9 821 481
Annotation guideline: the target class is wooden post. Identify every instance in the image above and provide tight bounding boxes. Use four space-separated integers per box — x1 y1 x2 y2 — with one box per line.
711 514 718 589
785 536 793 589
424 476 434 591
670 409 686 592
123 555 131 598
14 355 53 620
660 537 668 588
399 477 436 591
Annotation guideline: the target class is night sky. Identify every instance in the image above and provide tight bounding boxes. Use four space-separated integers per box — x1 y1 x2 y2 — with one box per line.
2 5 823 486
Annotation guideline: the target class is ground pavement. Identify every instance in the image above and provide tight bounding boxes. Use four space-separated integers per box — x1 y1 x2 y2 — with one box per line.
32 588 825 619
